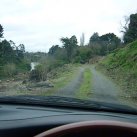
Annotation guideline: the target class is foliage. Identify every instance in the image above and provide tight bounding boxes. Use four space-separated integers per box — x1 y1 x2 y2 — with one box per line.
89 32 100 43
34 64 79 96
48 45 60 55
123 13 137 44
61 35 78 62
47 33 121 64
0 24 3 38
3 63 17 77
29 56 65 81
16 60 31 72
30 63 48 81
0 40 15 64
101 40 137 71
89 33 121 55
48 45 67 62
25 52 47 62
0 25 30 77
0 40 26 65
99 40 137 95
80 33 85 46
74 46 93 63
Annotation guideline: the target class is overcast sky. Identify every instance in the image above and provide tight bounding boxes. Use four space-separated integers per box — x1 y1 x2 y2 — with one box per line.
0 0 137 52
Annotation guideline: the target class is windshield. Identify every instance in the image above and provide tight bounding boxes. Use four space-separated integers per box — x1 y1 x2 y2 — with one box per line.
0 0 137 112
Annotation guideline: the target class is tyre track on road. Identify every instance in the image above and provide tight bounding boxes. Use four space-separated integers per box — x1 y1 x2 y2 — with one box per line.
91 66 122 103
54 67 85 97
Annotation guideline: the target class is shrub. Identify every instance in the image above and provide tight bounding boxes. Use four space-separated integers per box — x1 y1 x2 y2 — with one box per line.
29 57 66 81
3 63 17 77
29 64 48 81
16 60 31 72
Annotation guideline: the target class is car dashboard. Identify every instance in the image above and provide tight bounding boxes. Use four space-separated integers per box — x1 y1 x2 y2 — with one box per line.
0 104 137 137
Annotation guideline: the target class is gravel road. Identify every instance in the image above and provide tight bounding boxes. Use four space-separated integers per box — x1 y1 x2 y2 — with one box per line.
54 67 85 97
54 65 122 104
91 66 121 103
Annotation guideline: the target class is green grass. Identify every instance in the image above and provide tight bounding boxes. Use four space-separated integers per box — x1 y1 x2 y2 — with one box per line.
76 67 92 99
97 40 137 104
16 64 80 96
42 64 81 95
101 40 137 73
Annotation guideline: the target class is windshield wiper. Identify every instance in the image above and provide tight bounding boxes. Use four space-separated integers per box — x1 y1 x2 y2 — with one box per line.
0 95 137 115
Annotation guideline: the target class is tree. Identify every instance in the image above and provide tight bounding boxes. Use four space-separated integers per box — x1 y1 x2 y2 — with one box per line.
123 13 137 44
48 45 60 55
80 33 85 46
17 44 25 59
0 25 29 77
88 32 102 55
0 40 14 64
89 32 100 44
9 42 25 59
120 16 129 34
100 33 120 45
61 35 78 62
9 40 16 49
100 33 121 54
19 44 25 53
88 32 121 55
0 24 4 38
74 46 92 63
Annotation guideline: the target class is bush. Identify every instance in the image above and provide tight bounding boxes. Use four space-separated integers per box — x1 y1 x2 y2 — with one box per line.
73 56 81 63
3 63 17 77
29 64 48 81
16 60 31 72
29 58 66 81
73 47 93 63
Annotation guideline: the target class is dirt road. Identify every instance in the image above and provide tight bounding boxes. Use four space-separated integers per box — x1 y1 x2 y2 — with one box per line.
54 65 122 103
54 67 85 97
91 66 121 103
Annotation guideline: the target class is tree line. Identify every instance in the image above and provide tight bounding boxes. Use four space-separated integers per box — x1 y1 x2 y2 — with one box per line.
0 25 30 77
48 13 137 64
48 33 121 64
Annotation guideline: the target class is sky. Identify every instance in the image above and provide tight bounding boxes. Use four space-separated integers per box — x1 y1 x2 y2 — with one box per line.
0 0 137 52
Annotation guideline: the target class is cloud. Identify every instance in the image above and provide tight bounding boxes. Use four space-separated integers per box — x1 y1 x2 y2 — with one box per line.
0 0 137 52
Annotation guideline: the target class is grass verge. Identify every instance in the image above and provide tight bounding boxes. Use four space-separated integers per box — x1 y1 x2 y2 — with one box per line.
15 64 80 96
97 40 137 105
42 64 80 96
76 67 92 99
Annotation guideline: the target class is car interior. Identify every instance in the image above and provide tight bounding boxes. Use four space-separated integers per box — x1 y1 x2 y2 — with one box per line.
0 100 137 137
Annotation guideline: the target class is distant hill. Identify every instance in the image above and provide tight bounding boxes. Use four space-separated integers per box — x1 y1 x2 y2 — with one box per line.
98 40 137 99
